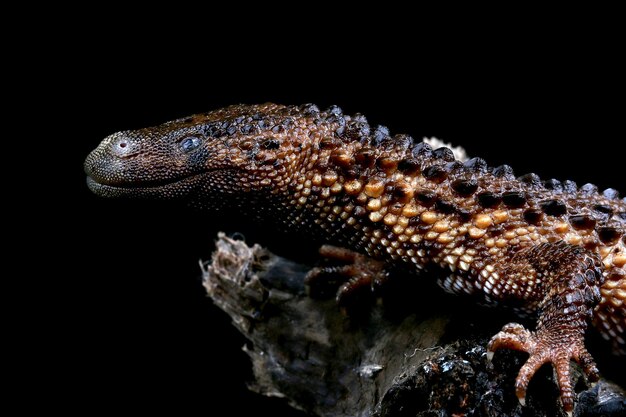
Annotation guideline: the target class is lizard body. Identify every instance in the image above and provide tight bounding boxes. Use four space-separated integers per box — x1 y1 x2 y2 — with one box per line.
85 103 625 414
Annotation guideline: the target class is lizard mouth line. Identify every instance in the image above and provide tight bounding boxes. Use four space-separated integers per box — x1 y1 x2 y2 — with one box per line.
86 171 209 195
86 171 207 189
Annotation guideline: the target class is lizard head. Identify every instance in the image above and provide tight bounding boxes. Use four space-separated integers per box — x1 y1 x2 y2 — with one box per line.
85 103 338 208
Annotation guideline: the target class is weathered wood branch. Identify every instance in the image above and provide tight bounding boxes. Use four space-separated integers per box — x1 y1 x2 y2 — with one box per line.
202 233 625 417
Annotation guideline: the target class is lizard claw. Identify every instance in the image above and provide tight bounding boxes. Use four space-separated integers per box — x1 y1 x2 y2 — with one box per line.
305 245 387 310
488 322 600 414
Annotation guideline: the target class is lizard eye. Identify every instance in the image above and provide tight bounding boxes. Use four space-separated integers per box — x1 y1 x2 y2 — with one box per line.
180 136 201 153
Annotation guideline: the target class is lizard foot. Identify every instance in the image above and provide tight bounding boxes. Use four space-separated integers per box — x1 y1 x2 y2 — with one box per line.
487 322 600 414
305 245 387 310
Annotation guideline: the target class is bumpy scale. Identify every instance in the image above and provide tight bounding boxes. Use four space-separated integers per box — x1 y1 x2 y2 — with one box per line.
85 103 626 414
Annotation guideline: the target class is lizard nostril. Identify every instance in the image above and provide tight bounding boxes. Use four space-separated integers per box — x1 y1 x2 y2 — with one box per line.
119 141 127 149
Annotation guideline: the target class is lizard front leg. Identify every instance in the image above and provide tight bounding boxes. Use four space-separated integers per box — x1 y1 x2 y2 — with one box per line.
486 241 604 415
305 245 388 310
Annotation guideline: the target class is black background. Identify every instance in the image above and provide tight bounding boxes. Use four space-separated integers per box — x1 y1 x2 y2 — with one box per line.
47 22 625 415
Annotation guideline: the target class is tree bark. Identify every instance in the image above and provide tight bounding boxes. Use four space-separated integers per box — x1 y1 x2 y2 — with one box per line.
202 233 625 417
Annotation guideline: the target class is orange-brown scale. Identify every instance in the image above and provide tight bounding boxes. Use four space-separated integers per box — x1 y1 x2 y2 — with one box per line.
85 103 625 413
265 107 626 355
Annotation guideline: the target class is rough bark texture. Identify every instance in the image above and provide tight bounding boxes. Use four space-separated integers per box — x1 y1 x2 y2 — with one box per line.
202 233 625 417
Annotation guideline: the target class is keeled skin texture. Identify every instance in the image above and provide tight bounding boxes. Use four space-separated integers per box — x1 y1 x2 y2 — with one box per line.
85 103 625 414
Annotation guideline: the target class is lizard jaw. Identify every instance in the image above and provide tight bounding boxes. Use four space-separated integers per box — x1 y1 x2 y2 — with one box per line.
86 172 207 199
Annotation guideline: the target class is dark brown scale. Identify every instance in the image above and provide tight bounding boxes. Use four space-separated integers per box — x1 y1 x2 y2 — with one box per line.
583 286 599 304
225 125 237 135
518 173 542 188
502 191 526 208
315 158 330 171
477 192 501 208
570 273 586 288
240 123 255 135
593 204 613 215
486 224 504 237
540 199 568 216
543 179 563 192
597 226 622 244
422 165 448 183
445 161 465 175
415 189 437 206
563 180 578 193
569 215 597 230
432 147 455 162
458 209 473 222
301 103 320 115
353 206 367 217
204 122 224 137
397 158 420 174
256 118 274 131
434 199 457 214
262 139 280 150
408 216 421 226
492 164 515 180
355 148 376 168
451 179 478 196
337 195 354 207
411 142 432 158
608 270 626 282
344 166 361 179
464 157 488 173
391 134 413 151
523 209 544 225
378 137 401 151
388 203 404 214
